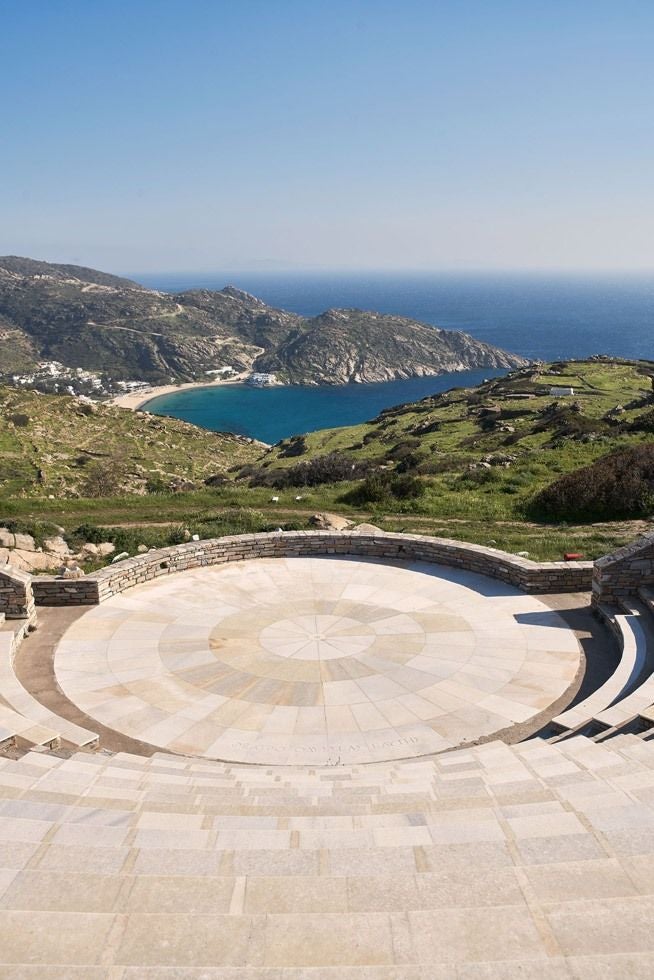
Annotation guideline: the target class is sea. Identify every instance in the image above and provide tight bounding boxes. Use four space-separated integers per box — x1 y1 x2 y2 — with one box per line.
136 272 654 445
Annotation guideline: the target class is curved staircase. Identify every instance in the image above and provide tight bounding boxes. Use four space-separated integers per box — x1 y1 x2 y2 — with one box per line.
0 625 98 752
2 533 654 971
549 595 654 742
1 736 654 972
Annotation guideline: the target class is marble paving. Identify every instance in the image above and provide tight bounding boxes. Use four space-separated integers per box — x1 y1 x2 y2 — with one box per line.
54 557 581 764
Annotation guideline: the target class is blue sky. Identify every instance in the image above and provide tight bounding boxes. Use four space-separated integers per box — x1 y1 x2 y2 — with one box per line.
1 0 653 272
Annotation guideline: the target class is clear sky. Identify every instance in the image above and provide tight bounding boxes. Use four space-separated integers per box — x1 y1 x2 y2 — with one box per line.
1 0 653 273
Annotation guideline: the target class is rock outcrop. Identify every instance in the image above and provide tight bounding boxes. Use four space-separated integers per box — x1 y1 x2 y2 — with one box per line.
0 256 527 387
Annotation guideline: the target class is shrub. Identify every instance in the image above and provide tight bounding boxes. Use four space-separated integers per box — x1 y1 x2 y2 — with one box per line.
341 471 425 506
251 453 369 489
390 474 425 500
529 444 654 521
534 406 610 442
167 525 188 545
146 476 168 494
72 523 105 544
388 438 421 461
345 472 392 505
84 459 127 497
395 452 423 473
277 436 308 458
629 409 654 434
203 473 229 488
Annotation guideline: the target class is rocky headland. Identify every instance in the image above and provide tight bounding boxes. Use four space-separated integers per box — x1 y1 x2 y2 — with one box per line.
0 256 527 390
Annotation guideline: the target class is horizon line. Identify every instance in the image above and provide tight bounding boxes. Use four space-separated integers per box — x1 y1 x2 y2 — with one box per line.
126 265 654 279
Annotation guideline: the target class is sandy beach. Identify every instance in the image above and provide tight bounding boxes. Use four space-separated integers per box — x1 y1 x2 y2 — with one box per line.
110 372 249 411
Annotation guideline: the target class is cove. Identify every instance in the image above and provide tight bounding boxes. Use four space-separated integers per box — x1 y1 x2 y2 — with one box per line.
144 368 506 444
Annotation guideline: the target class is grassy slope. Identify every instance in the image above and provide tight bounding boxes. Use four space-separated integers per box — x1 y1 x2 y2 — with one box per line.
260 359 654 518
0 386 261 497
2 359 653 562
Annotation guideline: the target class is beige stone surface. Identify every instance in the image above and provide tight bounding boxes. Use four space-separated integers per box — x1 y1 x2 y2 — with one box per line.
309 512 354 530
54 557 581 764
7 549 62 572
0 733 653 970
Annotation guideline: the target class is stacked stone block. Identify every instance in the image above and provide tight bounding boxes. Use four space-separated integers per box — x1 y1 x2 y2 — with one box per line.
0 564 35 620
593 531 654 605
30 530 593 607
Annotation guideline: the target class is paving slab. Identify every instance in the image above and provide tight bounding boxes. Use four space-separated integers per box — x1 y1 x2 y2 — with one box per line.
53 557 581 765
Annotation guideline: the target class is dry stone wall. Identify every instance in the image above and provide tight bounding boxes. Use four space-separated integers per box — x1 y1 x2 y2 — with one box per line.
593 532 654 605
29 531 593 608
0 564 36 620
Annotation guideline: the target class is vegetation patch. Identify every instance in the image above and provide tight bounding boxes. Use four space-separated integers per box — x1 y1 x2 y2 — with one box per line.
530 444 654 521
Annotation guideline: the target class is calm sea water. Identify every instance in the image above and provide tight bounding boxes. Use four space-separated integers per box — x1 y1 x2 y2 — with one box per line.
138 272 654 444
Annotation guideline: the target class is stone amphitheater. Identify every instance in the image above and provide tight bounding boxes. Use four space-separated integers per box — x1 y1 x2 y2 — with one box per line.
1 529 654 976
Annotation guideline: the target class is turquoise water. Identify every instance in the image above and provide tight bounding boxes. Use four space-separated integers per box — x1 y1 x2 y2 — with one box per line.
145 369 503 445
138 272 654 443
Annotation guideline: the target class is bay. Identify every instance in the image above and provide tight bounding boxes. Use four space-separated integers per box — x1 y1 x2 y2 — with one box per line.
144 369 504 445
137 271 654 443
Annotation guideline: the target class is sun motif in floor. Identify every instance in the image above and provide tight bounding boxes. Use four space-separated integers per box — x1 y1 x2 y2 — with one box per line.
54 556 581 765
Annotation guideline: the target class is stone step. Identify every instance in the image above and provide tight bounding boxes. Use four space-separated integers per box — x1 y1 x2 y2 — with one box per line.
0 631 99 750
0 737 653 969
552 604 647 733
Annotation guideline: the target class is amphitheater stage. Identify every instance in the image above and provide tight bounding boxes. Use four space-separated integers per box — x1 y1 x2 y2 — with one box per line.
53 556 583 765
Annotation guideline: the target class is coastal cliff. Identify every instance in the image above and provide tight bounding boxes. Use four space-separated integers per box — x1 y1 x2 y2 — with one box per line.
0 256 527 388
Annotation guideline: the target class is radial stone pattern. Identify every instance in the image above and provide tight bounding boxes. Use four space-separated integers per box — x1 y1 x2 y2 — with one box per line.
54 557 581 764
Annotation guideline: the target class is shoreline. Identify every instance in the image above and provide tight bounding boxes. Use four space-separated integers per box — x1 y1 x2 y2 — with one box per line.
109 372 250 411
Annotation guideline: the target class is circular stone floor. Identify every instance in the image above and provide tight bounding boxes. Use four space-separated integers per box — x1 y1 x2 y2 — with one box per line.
54 556 581 765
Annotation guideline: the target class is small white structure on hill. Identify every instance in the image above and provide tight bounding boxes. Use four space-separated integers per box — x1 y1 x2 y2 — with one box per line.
549 386 575 396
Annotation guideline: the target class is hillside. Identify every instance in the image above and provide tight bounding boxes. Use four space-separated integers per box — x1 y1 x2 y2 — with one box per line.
252 307 521 383
0 386 261 498
0 256 526 387
2 359 653 562
252 358 654 520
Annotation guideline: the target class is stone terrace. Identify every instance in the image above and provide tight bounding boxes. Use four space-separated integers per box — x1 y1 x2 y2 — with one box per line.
0 530 654 972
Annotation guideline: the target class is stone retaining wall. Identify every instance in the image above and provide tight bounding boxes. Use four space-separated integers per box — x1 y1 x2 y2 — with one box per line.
29 531 593 607
592 532 654 605
0 565 35 620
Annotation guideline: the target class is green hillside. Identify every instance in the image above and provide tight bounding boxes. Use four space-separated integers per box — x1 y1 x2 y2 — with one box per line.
2 358 653 563
251 358 654 520
0 386 261 498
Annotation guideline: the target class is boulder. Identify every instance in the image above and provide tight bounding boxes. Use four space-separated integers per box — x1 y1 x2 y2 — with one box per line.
351 523 383 535
0 528 15 548
137 544 148 553
483 453 517 467
13 532 36 551
169 478 196 492
9 549 61 572
81 543 99 558
44 535 71 557
309 512 353 531
59 561 85 579
97 542 116 557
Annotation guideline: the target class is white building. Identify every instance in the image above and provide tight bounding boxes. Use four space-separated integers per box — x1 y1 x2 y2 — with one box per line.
247 372 278 386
